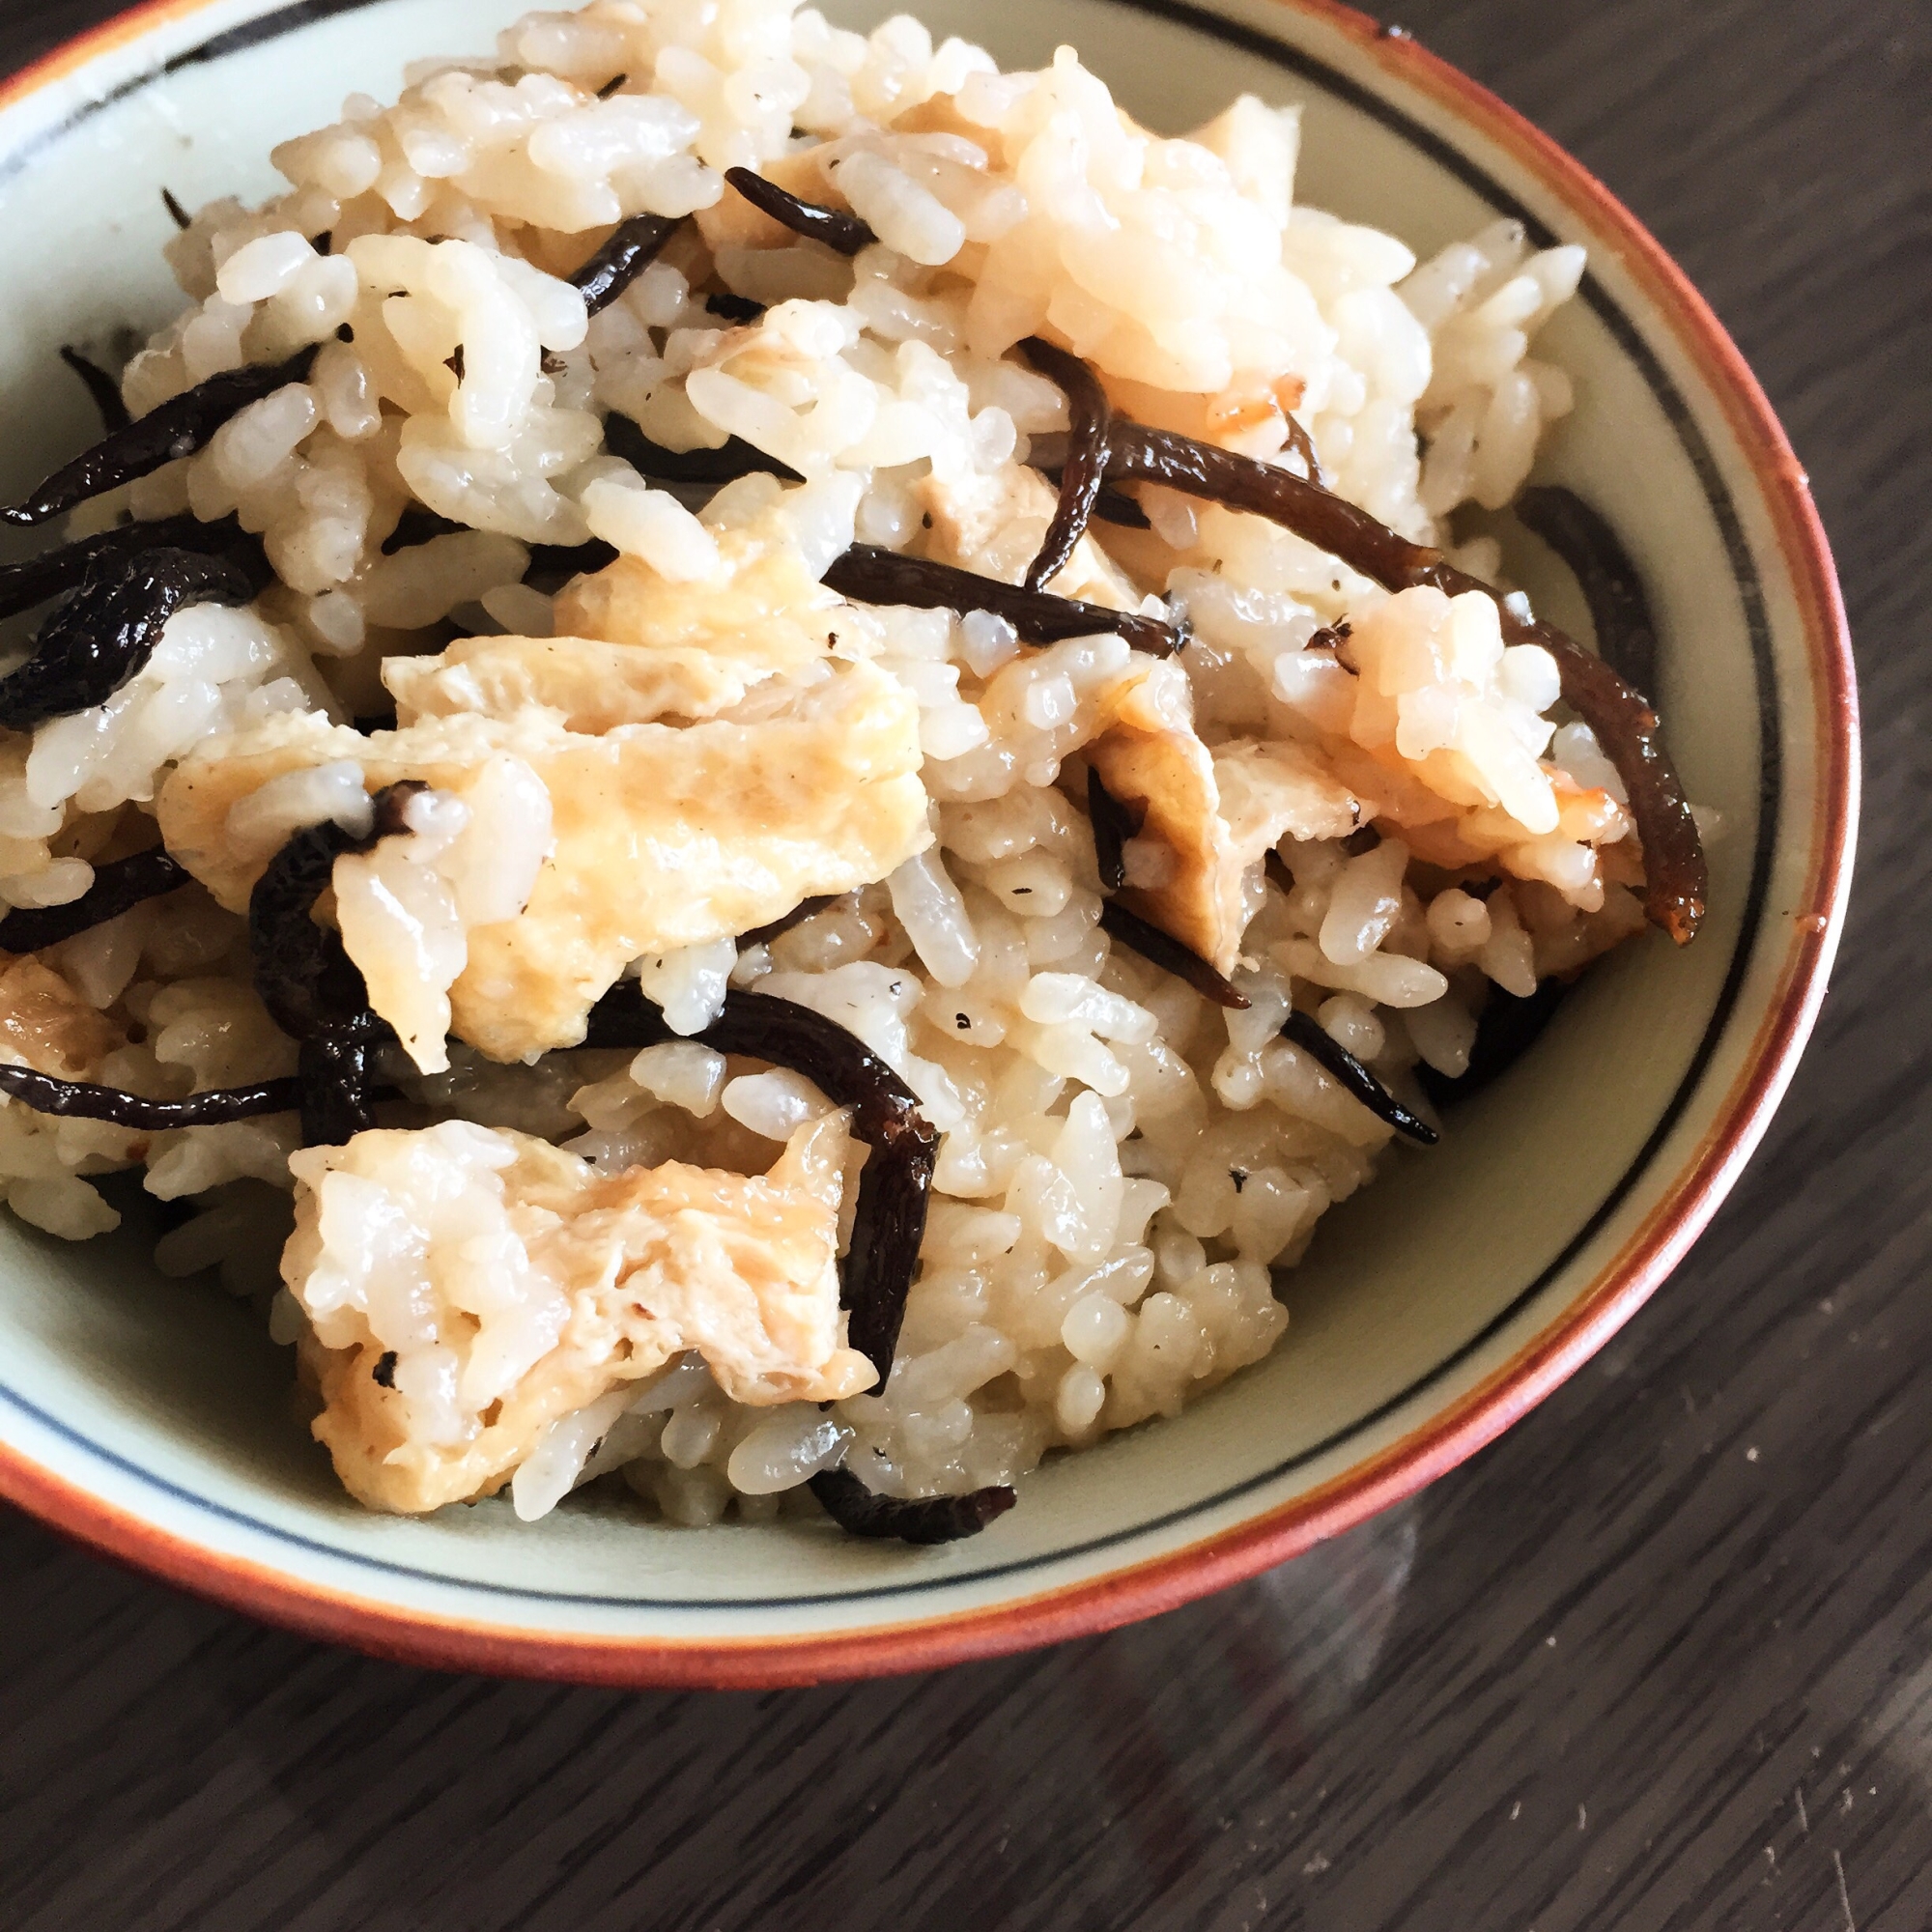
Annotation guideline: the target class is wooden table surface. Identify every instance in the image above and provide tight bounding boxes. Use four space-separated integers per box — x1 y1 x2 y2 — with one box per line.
2 1 1926 1926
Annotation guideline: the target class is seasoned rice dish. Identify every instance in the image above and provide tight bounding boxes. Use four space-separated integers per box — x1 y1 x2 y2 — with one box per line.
0 1 1704 1543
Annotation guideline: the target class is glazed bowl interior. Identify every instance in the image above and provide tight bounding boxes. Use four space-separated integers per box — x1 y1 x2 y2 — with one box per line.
0 0 1851 1682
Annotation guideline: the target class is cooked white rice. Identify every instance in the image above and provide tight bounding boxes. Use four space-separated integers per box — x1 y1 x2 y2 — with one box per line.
0 1 1655 1526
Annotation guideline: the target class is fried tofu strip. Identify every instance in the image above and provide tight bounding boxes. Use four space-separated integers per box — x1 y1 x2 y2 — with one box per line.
157 659 930 1060
289 1115 873 1514
1087 660 1358 973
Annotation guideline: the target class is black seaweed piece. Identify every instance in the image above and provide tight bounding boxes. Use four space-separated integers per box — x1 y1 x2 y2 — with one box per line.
1091 487 1152 530
739 895 839 947
0 544 268 732
704 291 766 324
571 213 680 317
1281 411 1326 487
596 72 629 99
295 1026 392 1148
837 1115 936 1384
822 546 1185 658
1415 978 1570 1111
60 347 131 433
0 513 253 623
1279 1008 1438 1147
583 983 937 1380
1514 484 1660 696
161 186 192 230
0 849 189 954
808 1465 1016 1545
1085 767 1144 894
249 816 380 1042
372 1350 398 1387
249 784 422 1145
724 166 876 256
380 505 468 554
1017 337 1113 592
1042 415 1706 946
1098 899 1250 1010
0 1064 300 1130
1031 467 1151 531
5 345 321 528
1518 599 1703 946
525 539 620 587
604 411 803 486
249 783 423 1042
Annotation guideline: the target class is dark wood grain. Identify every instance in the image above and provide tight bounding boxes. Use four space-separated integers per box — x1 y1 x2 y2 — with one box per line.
2 2 1928 1927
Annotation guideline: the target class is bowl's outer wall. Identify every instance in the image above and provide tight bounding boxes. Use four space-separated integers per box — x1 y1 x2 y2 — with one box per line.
0 0 1856 1685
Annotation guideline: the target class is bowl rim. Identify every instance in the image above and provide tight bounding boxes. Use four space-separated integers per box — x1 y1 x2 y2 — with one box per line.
0 0 1858 1689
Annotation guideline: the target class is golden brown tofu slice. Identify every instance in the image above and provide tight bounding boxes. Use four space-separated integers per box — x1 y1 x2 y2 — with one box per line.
287 1116 874 1514
1088 662 1359 974
390 523 861 731
0 953 123 1079
554 524 845 668
384 634 762 731
156 660 930 1060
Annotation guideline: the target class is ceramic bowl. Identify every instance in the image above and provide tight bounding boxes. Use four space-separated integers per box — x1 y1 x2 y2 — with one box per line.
0 0 1856 1687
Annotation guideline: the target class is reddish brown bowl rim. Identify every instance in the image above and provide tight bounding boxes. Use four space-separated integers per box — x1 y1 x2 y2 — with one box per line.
0 0 1858 1689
